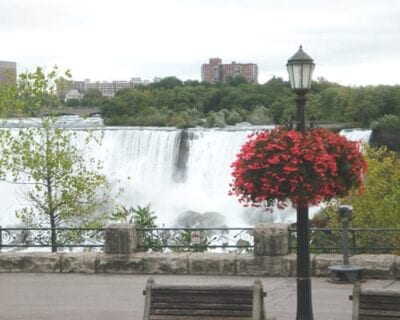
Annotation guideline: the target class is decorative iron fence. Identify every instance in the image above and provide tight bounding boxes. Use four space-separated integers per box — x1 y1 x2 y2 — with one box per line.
0 227 105 251
289 228 400 254
136 228 254 252
2 226 400 254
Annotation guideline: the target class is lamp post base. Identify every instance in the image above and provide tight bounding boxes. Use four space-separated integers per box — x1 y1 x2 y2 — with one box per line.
296 277 314 320
296 206 314 320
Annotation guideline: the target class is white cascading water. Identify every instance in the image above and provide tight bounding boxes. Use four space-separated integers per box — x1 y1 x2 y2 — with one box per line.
0 117 372 227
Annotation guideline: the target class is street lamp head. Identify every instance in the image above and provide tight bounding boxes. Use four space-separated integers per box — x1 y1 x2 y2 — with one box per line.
338 205 353 219
287 45 315 94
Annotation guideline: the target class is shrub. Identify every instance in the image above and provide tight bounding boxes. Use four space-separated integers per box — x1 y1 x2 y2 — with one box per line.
370 114 400 130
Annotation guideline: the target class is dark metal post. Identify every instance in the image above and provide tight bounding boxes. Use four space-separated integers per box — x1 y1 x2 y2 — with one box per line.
295 94 314 320
352 229 357 254
295 94 307 132
342 215 350 265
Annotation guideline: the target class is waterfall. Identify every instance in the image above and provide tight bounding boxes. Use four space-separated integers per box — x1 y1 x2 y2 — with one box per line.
99 127 258 227
0 120 373 227
339 128 372 144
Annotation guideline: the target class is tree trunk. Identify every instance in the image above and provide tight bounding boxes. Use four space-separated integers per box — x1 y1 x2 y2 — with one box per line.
45 126 57 253
49 212 57 252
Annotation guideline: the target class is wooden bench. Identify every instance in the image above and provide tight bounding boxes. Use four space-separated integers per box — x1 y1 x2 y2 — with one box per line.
143 278 267 320
350 282 400 320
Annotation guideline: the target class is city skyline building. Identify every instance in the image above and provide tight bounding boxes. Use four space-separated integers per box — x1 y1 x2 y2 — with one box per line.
64 77 151 99
201 58 258 84
0 60 17 86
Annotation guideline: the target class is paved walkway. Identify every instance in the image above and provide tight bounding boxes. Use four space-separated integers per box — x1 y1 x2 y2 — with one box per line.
0 273 398 320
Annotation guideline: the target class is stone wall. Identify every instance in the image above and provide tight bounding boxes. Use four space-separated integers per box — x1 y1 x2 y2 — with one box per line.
1 223 399 279
0 252 399 279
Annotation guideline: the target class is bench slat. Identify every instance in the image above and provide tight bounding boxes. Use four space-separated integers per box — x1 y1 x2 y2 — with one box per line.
152 290 253 297
150 308 252 316
360 295 400 304
150 302 252 311
151 285 254 291
360 309 400 317
360 302 400 311
151 295 252 304
149 316 253 320
358 315 399 320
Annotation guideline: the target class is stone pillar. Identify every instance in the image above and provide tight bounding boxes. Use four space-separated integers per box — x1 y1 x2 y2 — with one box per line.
104 224 138 254
254 223 290 256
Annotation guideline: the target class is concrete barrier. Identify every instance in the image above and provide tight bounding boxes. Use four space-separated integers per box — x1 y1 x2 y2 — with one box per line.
0 251 398 279
0 224 399 279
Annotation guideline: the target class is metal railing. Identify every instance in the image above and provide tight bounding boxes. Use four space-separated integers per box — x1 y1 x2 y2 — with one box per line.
2 226 400 254
0 227 105 251
289 227 400 254
136 227 254 252
0 227 254 252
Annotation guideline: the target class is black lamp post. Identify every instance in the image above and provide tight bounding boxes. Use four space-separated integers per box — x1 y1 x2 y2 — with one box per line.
286 45 315 320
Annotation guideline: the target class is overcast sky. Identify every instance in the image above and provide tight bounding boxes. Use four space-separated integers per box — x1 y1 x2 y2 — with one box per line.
1 0 399 85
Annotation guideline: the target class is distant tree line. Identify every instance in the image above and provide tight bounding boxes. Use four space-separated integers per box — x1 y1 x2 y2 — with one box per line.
65 75 400 128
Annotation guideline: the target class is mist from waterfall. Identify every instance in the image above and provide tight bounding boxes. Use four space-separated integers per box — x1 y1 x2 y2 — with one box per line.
0 119 372 227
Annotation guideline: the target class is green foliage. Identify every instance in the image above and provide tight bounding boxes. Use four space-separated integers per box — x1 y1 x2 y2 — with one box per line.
0 118 112 245
225 110 243 125
0 80 21 117
110 204 162 251
225 75 248 86
131 204 157 228
110 204 157 227
98 76 400 128
151 76 183 89
133 205 163 252
81 89 108 106
319 147 400 253
5 71 400 128
348 147 400 228
245 106 272 125
0 68 113 252
204 111 226 128
0 66 69 117
370 114 400 130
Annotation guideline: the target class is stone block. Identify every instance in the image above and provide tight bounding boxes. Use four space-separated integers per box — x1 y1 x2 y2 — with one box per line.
139 252 189 274
349 254 396 279
313 254 343 277
394 256 400 279
236 254 288 276
254 223 290 256
61 253 96 273
0 252 61 273
283 254 297 277
188 253 237 275
104 224 138 254
95 253 143 273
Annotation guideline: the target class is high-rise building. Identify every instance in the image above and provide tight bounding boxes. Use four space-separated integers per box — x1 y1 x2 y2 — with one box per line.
0 61 17 86
201 58 258 84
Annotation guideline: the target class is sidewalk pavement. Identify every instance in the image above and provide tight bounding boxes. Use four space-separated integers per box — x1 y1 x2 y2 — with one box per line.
0 273 398 320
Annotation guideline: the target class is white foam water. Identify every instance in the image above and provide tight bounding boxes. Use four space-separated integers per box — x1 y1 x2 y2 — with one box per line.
0 118 372 227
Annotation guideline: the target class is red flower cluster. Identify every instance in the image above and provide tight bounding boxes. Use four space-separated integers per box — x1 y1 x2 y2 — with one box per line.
229 127 367 210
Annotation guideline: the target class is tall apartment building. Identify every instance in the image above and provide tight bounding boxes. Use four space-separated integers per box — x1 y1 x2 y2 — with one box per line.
201 58 258 84
0 61 17 85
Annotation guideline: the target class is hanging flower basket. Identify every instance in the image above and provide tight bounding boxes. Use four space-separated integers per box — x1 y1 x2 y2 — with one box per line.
229 127 367 210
